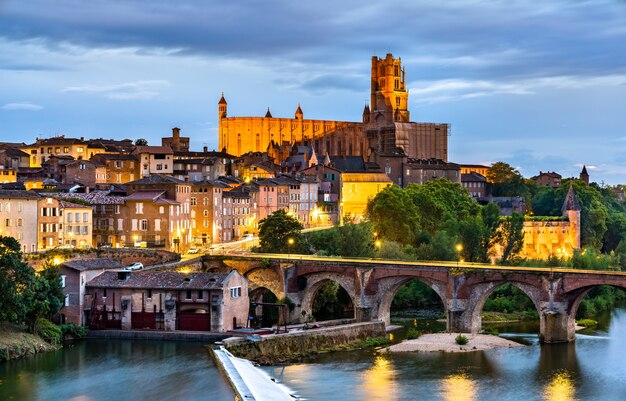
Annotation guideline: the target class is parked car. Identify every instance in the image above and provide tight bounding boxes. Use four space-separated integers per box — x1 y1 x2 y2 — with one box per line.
125 262 144 271
187 248 199 254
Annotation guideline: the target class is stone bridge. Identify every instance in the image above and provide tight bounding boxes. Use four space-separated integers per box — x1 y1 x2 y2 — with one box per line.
203 254 626 343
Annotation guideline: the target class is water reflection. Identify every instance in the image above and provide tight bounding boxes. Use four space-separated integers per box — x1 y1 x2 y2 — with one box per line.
361 355 397 401
440 371 477 401
543 370 577 401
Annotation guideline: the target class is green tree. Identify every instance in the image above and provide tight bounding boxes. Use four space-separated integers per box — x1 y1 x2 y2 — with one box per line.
366 185 419 245
406 179 480 234
258 210 305 253
134 138 148 146
0 237 36 324
497 212 525 264
25 262 65 328
336 220 374 257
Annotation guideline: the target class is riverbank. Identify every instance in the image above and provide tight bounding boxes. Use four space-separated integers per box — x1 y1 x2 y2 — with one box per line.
0 323 59 361
383 332 524 353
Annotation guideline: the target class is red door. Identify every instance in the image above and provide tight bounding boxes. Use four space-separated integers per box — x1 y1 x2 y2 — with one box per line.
132 312 157 330
179 312 210 331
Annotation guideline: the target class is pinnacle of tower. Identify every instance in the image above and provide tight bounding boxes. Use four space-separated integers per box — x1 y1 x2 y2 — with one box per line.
363 104 370 115
265 108 272 118
581 165 588 175
562 184 581 215
295 103 303 118
322 153 331 166
218 92 227 104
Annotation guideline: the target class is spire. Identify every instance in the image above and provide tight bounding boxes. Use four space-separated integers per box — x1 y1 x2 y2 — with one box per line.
309 146 318 167
562 185 581 215
218 92 227 105
265 108 272 118
580 165 589 184
322 152 331 166
295 103 303 119
363 104 370 115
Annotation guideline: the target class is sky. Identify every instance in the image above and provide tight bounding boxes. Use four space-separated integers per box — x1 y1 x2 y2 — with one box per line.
1 0 626 184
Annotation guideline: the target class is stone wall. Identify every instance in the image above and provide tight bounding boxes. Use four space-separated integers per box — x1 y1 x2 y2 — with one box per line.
225 321 386 363
25 248 180 270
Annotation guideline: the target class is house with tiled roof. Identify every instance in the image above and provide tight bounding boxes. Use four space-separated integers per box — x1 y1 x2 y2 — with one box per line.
531 171 562 188
85 270 249 332
462 172 487 198
90 153 139 184
131 145 174 177
59 258 125 325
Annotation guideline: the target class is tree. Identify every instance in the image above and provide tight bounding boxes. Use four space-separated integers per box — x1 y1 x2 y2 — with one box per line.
497 212 525 264
134 138 148 146
25 262 65 328
0 236 36 324
366 185 419 245
336 219 374 257
258 210 305 253
487 162 522 184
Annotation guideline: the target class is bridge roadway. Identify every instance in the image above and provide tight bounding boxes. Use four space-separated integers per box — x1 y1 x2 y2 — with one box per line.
203 253 626 343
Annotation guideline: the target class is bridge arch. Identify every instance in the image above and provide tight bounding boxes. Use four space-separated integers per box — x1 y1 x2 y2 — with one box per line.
566 284 626 322
299 272 357 322
375 276 447 326
466 281 542 333
245 266 284 300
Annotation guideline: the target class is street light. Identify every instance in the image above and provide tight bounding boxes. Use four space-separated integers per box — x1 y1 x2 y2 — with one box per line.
456 243 463 267
287 237 294 259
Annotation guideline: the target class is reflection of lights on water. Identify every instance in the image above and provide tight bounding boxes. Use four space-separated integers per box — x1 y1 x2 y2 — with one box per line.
543 371 577 401
440 372 476 401
362 355 397 401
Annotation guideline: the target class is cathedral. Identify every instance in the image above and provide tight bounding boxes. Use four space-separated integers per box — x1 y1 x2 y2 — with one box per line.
217 54 449 162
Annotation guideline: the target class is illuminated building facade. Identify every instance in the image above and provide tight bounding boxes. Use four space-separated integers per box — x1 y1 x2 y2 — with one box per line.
218 54 448 163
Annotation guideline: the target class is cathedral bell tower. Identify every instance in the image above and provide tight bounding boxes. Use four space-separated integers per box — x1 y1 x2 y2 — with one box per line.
218 93 228 151
370 53 410 124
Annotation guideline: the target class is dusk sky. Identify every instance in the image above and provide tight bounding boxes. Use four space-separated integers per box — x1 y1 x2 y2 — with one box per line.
2 1 626 183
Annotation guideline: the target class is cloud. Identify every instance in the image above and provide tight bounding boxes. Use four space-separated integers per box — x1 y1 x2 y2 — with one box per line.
1 102 43 111
410 74 626 105
62 80 170 100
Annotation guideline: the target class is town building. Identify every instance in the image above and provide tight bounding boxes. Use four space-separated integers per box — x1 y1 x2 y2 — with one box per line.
59 258 125 325
59 200 93 248
90 153 139 184
462 172 487 199
531 171 562 188
85 270 249 332
161 127 190 152
217 54 448 163
340 172 393 221
403 158 461 186
42 155 97 189
580 165 589 185
190 179 227 246
132 146 174 177
509 185 581 259
460 164 490 179
124 175 192 251
0 190 39 253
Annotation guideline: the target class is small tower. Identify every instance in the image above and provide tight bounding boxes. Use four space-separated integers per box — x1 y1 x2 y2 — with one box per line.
295 104 303 120
580 165 589 185
265 108 272 118
218 92 227 119
362 104 371 123
562 185 581 250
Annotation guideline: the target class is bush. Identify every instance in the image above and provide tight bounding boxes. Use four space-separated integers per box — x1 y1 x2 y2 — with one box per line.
576 319 598 328
34 318 62 345
406 328 422 340
60 323 87 339
455 334 469 345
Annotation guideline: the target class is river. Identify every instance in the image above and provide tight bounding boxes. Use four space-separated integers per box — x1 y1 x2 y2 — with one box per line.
2 310 626 401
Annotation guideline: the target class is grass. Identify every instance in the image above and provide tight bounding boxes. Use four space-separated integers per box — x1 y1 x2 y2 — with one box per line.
455 334 469 345
576 319 598 328
0 323 59 361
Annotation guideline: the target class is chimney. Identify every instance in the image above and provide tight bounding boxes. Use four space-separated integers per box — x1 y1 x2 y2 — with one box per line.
172 127 180 138
204 146 208 153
